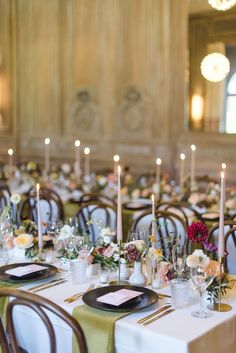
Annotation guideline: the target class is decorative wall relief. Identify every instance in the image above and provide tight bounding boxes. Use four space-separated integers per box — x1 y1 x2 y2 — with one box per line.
71 89 101 136
115 86 152 140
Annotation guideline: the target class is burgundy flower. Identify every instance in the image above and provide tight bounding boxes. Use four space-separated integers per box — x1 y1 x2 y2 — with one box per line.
187 222 208 243
96 246 106 255
125 244 141 263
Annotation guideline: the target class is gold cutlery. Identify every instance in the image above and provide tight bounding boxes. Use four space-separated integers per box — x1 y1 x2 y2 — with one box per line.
137 305 172 324
28 278 64 291
143 308 175 326
32 279 67 293
64 283 95 303
158 293 171 299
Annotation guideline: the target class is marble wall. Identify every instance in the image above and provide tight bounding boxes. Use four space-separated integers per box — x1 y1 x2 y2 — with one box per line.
3 0 217 181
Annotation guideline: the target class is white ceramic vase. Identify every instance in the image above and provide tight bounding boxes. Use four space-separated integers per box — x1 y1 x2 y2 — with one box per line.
119 263 131 281
86 263 101 278
129 261 146 286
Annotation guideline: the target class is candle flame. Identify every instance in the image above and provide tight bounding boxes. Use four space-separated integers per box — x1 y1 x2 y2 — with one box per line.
75 140 80 147
151 194 155 202
180 153 185 160
221 171 224 179
36 183 40 191
113 154 120 162
8 148 13 156
221 162 226 170
118 165 121 175
156 158 162 165
84 147 90 155
191 144 196 151
45 138 50 145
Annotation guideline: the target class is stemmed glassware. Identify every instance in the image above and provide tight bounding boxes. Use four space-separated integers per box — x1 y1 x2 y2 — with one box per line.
0 219 14 265
190 266 214 318
172 243 187 278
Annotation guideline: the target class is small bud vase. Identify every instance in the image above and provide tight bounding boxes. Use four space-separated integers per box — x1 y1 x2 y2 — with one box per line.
129 261 146 286
119 263 131 281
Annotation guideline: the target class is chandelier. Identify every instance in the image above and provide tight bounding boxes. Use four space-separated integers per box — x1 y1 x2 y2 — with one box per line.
208 0 236 11
200 53 230 82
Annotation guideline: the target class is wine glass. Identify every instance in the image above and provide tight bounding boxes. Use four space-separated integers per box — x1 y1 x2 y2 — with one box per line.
172 243 187 278
66 217 79 236
0 219 14 264
190 266 214 318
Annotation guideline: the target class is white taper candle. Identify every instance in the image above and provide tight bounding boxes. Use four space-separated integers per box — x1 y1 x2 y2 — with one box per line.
36 183 43 252
44 138 50 174
117 165 122 241
190 144 196 189
218 171 225 258
74 140 81 180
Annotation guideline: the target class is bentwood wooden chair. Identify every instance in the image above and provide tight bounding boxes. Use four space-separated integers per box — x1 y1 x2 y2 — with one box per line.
0 181 11 210
131 209 188 260
76 201 117 245
78 193 116 208
224 226 236 274
208 221 236 274
19 187 64 229
0 288 88 353
156 202 202 226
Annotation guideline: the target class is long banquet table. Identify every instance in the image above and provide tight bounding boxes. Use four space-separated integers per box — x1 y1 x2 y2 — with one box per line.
8 271 236 353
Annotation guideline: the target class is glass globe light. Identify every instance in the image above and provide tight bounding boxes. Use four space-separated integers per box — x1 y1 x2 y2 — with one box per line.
208 0 236 11
200 53 230 82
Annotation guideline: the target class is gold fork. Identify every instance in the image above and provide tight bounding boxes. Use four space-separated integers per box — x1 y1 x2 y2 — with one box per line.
137 305 172 324
64 283 95 303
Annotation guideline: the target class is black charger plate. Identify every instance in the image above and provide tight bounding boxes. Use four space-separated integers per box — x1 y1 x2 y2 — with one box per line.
0 263 58 283
82 285 159 312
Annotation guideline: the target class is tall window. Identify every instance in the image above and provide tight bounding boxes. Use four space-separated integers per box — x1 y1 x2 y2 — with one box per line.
225 72 236 133
225 46 236 133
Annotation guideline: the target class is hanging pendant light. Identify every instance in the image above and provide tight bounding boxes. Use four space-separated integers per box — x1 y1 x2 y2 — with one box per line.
208 0 236 11
200 53 230 82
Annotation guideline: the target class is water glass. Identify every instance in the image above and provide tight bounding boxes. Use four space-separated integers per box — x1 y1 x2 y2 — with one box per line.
70 260 88 285
170 278 189 308
99 268 110 284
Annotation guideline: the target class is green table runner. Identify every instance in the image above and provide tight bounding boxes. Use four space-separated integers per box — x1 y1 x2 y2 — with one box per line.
72 305 130 353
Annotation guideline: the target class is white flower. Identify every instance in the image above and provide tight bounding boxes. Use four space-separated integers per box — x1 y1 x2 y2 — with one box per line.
10 194 21 205
58 225 74 240
131 189 141 199
14 234 33 249
100 227 115 237
61 163 71 174
97 176 107 186
114 253 119 262
186 249 210 268
129 239 146 253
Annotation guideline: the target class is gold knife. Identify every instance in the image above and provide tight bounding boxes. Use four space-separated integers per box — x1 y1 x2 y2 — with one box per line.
143 308 175 326
137 305 172 324
32 279 66 293
28 278 63 291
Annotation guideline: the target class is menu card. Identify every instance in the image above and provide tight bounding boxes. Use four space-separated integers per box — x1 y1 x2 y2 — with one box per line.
5 264 47 277
97 289 143 306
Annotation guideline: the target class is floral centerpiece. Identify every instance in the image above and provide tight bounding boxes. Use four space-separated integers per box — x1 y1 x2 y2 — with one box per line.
125 240 147 285
187 222 234 304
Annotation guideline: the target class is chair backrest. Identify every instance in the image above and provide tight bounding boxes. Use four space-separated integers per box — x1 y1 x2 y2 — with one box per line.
0 287 87 353
78 193 116 208
19 187 64 231
76 201 117 245
208 220 236 273
131 209 188 260
224 226 236 274
0 182 11 210
157 202 202 226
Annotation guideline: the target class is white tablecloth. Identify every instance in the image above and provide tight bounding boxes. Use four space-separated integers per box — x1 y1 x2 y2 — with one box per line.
10 276 236 353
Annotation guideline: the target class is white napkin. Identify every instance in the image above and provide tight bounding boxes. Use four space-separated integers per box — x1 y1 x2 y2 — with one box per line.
5 264 47 277
97 289 143 306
